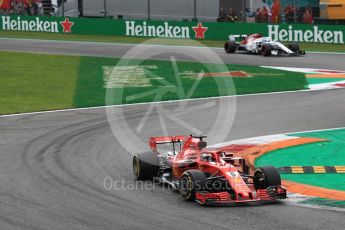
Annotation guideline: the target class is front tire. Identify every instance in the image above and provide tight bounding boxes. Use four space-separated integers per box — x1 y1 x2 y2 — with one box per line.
261 44 272 56
253 166 281 190
224 41 238 53
133 151 159 180
179 170 207 201
288 42 300 53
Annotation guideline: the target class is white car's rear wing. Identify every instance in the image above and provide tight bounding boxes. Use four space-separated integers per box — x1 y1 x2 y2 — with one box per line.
229 34 247 41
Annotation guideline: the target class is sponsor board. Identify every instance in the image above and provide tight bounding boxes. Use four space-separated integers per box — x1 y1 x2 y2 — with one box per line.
125 21 190 39
0 16 74 33
1 15 344 44
268 25 344 44
125 20 208 39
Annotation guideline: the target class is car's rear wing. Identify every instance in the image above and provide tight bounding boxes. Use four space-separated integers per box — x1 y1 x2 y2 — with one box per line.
229 34 247 41
149 135 186 150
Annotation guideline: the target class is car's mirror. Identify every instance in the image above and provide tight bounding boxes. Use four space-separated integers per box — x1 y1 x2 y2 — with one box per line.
198 141 207 150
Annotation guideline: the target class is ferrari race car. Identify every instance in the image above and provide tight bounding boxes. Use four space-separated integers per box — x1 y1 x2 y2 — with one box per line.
224 33 305 56
132 135 286 205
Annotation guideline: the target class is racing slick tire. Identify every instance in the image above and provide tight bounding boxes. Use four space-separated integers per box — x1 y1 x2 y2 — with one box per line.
288 42 300 53
261 44 272 56
224 41 238 53
133 151 159 180
179 170 207 201
253 166 281 190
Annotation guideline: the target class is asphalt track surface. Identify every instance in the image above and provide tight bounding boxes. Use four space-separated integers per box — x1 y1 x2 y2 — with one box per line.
1 38 345 230
1 38 345 70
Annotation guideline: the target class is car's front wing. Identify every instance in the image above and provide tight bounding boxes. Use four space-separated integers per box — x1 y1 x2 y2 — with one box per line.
195 186 287 205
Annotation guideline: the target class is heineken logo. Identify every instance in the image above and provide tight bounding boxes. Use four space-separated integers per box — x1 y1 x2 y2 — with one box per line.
125 21 208 39
192 22 208 39
1 16 74 33
126 21 190 38
60 18 74 33
268 25 344 44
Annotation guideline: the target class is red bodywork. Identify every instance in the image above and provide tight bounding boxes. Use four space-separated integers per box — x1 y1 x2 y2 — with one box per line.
240 33 263 45
149 135 286 205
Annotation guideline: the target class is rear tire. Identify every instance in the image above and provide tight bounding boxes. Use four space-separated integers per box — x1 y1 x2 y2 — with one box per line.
179 170 207 201
261 44 272 56
133 151 159 180
253 166 281 190
224 41 238 53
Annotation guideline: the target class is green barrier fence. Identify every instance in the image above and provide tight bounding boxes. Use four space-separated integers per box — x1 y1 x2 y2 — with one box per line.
1 15 344 44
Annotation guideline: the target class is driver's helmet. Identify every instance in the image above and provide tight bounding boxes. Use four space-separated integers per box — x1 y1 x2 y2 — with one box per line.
262 37 272 42
201 153 214 162
167 151 177 156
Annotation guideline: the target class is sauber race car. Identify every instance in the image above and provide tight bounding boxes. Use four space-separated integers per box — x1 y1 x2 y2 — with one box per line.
132 135 286 205
224 33 305 56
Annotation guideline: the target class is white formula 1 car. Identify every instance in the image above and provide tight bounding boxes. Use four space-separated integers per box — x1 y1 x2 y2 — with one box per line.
224 33 305 56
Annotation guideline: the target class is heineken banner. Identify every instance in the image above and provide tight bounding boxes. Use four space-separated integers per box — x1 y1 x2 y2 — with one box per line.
1 15 344 44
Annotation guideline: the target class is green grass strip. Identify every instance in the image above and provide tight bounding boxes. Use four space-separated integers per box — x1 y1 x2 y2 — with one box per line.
0 51 306 115
0 51 79 114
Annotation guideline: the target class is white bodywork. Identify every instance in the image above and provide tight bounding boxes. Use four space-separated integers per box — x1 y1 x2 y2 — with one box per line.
229 34 294 55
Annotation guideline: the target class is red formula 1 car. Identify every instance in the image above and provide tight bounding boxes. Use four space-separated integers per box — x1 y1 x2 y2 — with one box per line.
132 135 286 205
